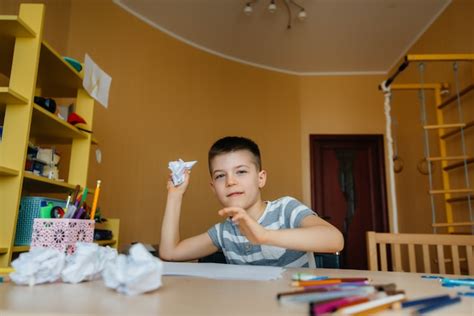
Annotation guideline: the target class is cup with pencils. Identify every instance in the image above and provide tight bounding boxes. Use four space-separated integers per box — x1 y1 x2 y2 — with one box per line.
30 180 102 255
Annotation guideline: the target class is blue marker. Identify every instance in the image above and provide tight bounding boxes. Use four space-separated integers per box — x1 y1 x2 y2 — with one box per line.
416 296 461 314
402 294 450 308
441 278 474 287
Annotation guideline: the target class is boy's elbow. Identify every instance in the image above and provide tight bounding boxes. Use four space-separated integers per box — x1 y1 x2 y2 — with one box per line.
158 245 174 261
334 230 344 252
327 228 344 253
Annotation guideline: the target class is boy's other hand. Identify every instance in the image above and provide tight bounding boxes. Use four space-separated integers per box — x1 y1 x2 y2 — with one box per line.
167 169 191 195
218 207 268 245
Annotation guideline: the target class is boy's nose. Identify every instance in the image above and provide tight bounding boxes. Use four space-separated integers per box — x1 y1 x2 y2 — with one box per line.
225 175 237 187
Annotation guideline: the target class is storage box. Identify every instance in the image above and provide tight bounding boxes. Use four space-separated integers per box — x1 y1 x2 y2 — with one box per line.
31 218 94 255
15 196 67 246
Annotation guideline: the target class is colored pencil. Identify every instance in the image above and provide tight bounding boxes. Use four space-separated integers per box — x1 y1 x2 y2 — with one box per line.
279 287 375 304
311 296 370 315
89 180 101 220
335 293 406 315
292 278 368 287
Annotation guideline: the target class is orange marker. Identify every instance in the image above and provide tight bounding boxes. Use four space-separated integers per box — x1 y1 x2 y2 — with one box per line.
90 180 101 220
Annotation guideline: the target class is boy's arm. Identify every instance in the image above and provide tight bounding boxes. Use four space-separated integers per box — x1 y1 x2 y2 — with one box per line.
264 216 344 253
159 172 218 261
219 207 344 253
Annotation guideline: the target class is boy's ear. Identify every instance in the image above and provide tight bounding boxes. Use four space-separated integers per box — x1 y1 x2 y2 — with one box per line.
209 180 216 194
258 170 267 188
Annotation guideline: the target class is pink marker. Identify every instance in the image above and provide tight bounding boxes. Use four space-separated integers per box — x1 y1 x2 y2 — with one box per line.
312 296 369 315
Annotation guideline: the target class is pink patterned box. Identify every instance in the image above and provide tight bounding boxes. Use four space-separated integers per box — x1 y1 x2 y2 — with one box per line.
31 219 95 255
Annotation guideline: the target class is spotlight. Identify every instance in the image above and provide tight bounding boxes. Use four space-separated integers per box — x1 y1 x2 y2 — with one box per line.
268 0 277 13
297 9 306 21
244 3 253 15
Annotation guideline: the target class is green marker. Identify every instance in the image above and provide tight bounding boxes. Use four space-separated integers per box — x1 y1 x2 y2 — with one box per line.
40 201 53 218
80 187 88 207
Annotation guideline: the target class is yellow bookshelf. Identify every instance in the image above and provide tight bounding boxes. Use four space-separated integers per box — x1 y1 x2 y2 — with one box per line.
0 4 119 267
0 166 19 177
0 15 36 37
0 87 29 104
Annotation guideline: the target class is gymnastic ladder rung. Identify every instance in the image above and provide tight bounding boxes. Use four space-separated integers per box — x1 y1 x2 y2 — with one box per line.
446 194 474 203
426 156 471 162
444 158 474 171
423 123 466 130
429 189 474 195
432 221 474 228
441 121 474 139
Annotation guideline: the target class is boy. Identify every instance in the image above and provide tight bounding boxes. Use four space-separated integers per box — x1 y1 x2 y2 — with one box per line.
159 137 343 267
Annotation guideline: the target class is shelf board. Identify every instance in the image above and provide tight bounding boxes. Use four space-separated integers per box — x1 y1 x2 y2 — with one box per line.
31 104 88 143
12 246 29 253
23 172 76 193
446 194 474 203
0 247 7 254
91 136 99 145
0 166 19 176
95 240 117 246
0 15 36 37
438 84 474 109
443 158 474 172
37 41 83 98
0 86 28 104
440 121 474 139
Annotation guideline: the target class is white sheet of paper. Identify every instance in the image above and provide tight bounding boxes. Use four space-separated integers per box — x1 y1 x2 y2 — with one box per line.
83 54 112 108
162 262 284 281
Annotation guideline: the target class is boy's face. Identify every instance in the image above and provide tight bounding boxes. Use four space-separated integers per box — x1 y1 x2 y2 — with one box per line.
210 150 266 210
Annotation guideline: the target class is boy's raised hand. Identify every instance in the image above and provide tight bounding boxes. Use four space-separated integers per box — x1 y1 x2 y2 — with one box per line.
167 169 191 195
218 207 268 245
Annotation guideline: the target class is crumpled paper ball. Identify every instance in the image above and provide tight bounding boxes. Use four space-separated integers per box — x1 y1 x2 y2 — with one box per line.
61 242 118 283
10 247 66 286
168 159 197 186
102 243 163 295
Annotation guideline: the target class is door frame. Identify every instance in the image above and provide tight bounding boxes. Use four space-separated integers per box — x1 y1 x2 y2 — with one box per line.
310 134 390 233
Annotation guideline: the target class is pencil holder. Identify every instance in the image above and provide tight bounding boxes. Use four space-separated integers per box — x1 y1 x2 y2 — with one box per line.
30 218 94 255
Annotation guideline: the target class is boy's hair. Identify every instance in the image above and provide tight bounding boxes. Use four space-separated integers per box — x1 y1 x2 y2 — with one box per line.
208 136 262 173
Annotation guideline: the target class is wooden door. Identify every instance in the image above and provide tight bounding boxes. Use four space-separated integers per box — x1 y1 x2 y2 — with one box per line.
310 135 389 270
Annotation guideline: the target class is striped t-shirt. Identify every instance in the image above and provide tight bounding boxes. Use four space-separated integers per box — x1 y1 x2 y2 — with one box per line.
207 196 318 267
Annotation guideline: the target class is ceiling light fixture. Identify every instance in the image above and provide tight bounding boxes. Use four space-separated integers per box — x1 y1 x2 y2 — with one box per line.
244 3 253 15
243 0 307 29
268 0 277 13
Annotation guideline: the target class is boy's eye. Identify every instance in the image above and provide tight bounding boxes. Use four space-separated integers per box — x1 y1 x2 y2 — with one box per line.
214 174 225 180
237 170 247 175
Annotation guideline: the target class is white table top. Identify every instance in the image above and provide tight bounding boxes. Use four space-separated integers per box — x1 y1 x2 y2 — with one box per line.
0 267 473 315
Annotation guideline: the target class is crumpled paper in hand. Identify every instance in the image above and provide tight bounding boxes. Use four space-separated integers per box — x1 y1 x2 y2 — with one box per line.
168 159 197 186
61 242 118 284
102 243 163 296
10 247 66 286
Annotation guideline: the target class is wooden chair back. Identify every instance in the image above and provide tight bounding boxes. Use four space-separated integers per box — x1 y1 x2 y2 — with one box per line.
366 231 474 275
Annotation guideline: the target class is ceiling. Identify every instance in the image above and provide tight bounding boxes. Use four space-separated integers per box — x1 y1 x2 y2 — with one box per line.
113 0 451 76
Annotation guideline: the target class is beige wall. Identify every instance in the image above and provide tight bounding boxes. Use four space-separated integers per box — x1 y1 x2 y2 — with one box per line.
4 0 472 246
387 0 473 234
65 0 302 246
0 0 71 54
298 75 386 203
